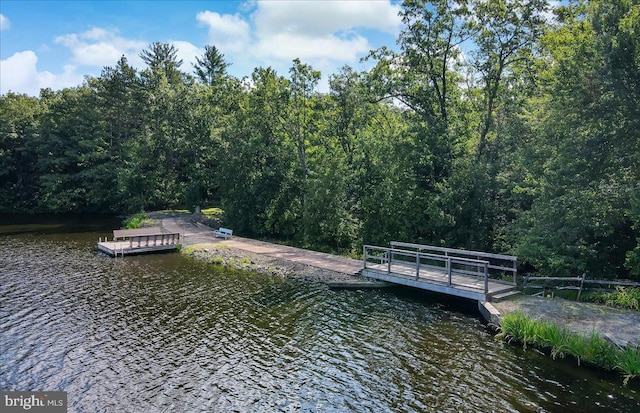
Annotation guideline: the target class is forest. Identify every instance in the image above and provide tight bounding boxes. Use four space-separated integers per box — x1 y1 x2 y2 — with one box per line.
1 0 638 279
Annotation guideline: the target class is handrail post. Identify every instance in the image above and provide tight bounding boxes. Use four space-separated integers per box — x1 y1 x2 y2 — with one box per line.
388 249 392 274
416 252 420 279
447 256 452 286
363 245 367 270
484 262 489 294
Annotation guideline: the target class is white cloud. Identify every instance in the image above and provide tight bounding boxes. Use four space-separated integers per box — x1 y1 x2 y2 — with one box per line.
0 14 10 31
171 40 203 69
251 0 400 63
54 27 147 68
197 0 401 75
0 51 84 96
252 0 401 37
254 32 370 62
196 11 251 54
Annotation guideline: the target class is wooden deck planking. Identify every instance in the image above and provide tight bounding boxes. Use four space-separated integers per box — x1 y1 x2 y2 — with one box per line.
362 262 516 301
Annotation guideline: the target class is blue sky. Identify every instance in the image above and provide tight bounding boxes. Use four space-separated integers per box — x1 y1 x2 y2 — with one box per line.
0 0 403 96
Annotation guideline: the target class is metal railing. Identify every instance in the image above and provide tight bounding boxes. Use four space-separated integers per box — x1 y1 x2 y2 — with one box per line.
389 241 517 285
363 245 491 293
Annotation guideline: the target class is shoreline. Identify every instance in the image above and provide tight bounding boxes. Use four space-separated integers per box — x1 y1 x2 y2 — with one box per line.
183 242 372 285
153 212 386 287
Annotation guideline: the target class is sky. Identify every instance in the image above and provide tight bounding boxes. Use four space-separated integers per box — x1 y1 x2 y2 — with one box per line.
0 0 403 96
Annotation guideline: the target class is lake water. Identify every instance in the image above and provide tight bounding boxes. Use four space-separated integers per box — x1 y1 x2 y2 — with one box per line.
1 215 638 412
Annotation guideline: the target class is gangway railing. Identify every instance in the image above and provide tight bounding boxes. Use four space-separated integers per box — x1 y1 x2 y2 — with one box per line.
128 233 180 248
363 245 491 294
389 242 517 285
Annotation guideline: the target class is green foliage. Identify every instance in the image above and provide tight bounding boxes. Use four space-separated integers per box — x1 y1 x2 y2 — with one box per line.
600 287 640 310
0 93 43 211
581 287 640 311
193 45 229 86
123 214 153 229
201 207 224 221
616 344 640 386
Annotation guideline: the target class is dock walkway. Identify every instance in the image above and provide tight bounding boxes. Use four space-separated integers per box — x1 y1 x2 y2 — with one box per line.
362 243 518 302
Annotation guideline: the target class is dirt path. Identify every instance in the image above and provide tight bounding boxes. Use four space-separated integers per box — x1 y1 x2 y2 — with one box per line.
152 212 382 286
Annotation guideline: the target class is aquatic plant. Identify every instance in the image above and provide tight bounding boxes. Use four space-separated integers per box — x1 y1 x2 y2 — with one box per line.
615 345 640 386
495 312 636 384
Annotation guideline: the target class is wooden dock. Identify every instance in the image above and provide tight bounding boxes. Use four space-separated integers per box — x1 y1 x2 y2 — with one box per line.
361 243 518 302
98 227 181 257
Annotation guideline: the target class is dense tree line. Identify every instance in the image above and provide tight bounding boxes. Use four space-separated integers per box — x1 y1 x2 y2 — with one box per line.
1 0 638 279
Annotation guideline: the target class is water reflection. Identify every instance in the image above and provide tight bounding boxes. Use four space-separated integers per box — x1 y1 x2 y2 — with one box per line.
0 216 638 412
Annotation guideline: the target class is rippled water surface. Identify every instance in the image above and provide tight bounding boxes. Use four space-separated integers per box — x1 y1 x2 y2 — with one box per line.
1 215 638 412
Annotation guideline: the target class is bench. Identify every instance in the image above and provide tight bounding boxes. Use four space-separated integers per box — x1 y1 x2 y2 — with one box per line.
214 227 233 239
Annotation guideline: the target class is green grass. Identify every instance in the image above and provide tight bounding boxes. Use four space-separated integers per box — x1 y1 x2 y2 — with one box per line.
616 344 640 385
123 213 154 229
200 207 224 221
160 209 190 214
495 312 638 384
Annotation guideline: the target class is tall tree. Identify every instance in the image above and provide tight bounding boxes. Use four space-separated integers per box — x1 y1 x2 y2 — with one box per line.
471 0 548 157
512 0 640 278
140 42 185 85
397 0 473 127
0 93 43 211
287 59 321 242
193 45 230 86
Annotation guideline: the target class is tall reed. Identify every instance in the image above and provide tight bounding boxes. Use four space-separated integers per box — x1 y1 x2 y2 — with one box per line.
494 312 639 384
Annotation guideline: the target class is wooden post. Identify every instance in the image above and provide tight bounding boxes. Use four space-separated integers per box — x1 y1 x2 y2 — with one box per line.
484 262 489 294
576 272 586 301
416 252 420 279
363 245 367 270
447 257 452 286
388 249 392 274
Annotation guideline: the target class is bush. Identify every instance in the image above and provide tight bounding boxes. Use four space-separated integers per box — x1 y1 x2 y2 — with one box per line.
581 287 640 311
605 287 640 311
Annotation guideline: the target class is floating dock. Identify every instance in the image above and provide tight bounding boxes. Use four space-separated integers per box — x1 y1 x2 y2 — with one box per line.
98 227 180 257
